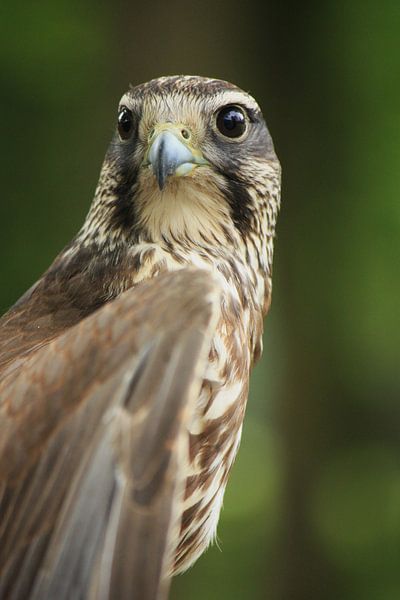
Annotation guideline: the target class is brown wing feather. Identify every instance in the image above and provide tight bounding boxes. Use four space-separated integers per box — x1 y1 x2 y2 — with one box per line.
0 269 221 600
0 244 124 374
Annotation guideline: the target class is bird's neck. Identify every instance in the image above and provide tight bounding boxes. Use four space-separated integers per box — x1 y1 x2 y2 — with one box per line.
68 161 280 355
76 168 278 310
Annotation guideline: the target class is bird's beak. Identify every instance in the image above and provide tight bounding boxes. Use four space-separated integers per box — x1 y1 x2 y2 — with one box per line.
146 124 208 190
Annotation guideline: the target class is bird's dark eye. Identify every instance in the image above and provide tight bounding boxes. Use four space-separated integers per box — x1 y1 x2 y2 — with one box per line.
216 106 247 139
118 106 134 140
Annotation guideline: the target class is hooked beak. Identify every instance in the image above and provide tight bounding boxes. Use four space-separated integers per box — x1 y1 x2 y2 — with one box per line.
146 125 208 190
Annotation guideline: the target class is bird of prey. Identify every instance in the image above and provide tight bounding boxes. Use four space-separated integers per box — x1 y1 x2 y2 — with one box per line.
0 76 281 600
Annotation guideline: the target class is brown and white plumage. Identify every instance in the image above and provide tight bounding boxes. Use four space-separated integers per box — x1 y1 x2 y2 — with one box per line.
0 76 281 599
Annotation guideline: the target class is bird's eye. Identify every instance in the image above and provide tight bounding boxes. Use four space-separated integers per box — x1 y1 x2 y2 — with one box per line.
216 106 247 139
118 106 134 140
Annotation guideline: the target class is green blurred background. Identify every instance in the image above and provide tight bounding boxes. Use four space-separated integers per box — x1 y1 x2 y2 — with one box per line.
1 2 399 599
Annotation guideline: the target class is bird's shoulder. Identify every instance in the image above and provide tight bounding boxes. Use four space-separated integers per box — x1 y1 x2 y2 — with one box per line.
0 243 134 372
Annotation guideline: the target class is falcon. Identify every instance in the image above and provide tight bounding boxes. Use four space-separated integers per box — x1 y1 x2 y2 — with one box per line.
0 76 281 599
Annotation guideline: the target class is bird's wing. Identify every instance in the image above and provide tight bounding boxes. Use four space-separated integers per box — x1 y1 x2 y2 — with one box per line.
0 269 221 600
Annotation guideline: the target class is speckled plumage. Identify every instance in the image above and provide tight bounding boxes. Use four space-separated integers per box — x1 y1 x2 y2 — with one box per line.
0 76 280 599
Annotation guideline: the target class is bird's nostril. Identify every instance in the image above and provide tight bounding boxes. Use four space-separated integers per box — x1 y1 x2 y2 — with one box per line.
181 128 190 140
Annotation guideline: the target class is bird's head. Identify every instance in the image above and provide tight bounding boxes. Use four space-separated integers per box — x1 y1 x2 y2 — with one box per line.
83 76 280 268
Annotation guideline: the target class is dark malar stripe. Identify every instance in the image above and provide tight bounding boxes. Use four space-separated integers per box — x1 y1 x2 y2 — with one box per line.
224 176 255 237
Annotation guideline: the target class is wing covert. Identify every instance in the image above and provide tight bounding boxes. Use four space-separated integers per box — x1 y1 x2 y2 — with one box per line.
0 269 221 600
